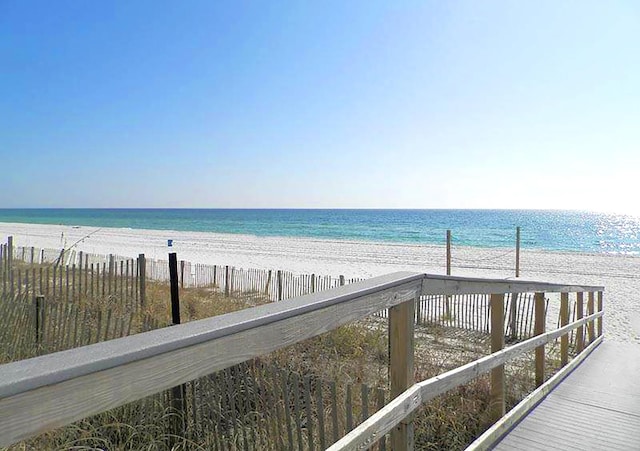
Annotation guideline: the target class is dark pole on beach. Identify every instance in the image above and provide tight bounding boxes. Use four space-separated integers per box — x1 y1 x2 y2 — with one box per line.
515 227 521 278
169 253 181 326
168 252 185 442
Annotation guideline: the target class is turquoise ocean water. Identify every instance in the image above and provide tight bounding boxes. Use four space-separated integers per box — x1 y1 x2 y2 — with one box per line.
0 209 639 255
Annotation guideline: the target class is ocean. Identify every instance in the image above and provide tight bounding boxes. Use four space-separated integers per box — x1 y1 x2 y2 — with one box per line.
0 209 638 255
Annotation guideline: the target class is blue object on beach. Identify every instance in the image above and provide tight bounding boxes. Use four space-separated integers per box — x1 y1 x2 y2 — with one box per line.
167 239 173 247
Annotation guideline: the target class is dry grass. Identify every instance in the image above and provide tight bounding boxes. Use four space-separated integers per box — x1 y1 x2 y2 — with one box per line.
3 276 551 451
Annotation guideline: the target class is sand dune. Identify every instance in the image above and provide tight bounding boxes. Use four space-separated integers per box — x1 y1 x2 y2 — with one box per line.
1 221 638 343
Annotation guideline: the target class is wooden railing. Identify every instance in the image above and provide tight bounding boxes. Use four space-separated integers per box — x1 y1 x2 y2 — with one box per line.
0 272 603 449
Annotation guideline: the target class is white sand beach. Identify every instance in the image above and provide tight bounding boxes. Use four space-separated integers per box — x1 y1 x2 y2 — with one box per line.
1 221 639 343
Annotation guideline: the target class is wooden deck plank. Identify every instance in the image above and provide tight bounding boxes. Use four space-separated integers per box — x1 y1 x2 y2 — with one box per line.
523 403 640 433
492 341 640 450
515 411 638 449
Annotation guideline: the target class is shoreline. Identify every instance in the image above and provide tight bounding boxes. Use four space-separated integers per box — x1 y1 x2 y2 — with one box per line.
1 221 639 343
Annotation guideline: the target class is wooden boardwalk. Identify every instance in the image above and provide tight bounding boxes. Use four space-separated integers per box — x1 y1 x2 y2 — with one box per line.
493 341 640 450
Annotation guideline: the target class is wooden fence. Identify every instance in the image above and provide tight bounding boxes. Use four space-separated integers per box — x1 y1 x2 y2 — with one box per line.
147 257 561 341
1 244 143 312
178 360 390 450
0 291 388 449
2 241 581 341
0 293 135 363
0 272 604 449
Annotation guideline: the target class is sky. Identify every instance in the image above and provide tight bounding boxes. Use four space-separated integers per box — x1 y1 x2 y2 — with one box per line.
1 1 639 212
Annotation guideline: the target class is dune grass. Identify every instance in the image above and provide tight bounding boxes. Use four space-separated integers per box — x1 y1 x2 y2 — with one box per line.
3 273 549 451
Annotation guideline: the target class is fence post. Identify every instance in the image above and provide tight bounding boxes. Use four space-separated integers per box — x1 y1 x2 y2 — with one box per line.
275 270 282 301
35 295 44 347
490 293 505 422
265 269 272 296
534 292 546 387
445 230 452 319
7 236 13 271
446 230 451 275
587 292 595 343
180 260 185 289
597 291 603 337
225 265 230 297
515 226 520 278
576 292 584 352
560 292 569 367
78 252 83 298
138 254 146 308
339 275 345 286
389 297 415 451
509 293 519 340
311 273 315 293
169 253 181 326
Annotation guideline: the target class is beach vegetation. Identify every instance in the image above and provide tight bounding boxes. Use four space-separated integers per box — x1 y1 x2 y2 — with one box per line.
1 259 559 451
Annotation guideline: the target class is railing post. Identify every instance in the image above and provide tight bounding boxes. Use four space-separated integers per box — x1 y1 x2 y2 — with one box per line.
534 292 545 387
576 292 584 352
560 292 569 367
597 291 603 337
389 297 415 451
587 292 595 343
490 293 505 421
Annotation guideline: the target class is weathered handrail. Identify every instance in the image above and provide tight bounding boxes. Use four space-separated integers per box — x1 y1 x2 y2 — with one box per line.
327 311 604 450
0 272 604 447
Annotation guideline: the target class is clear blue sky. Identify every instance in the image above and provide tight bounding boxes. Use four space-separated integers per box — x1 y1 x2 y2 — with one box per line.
1 1 639 212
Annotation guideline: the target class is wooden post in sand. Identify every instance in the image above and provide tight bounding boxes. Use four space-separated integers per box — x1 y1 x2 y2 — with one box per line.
277 270 282 301
446 230 451 276
515 227 521 278
7 236 13 271
138 254 146 308
169 254 181 326
35 295 44 346
445 230 451 318
224 266 230 297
